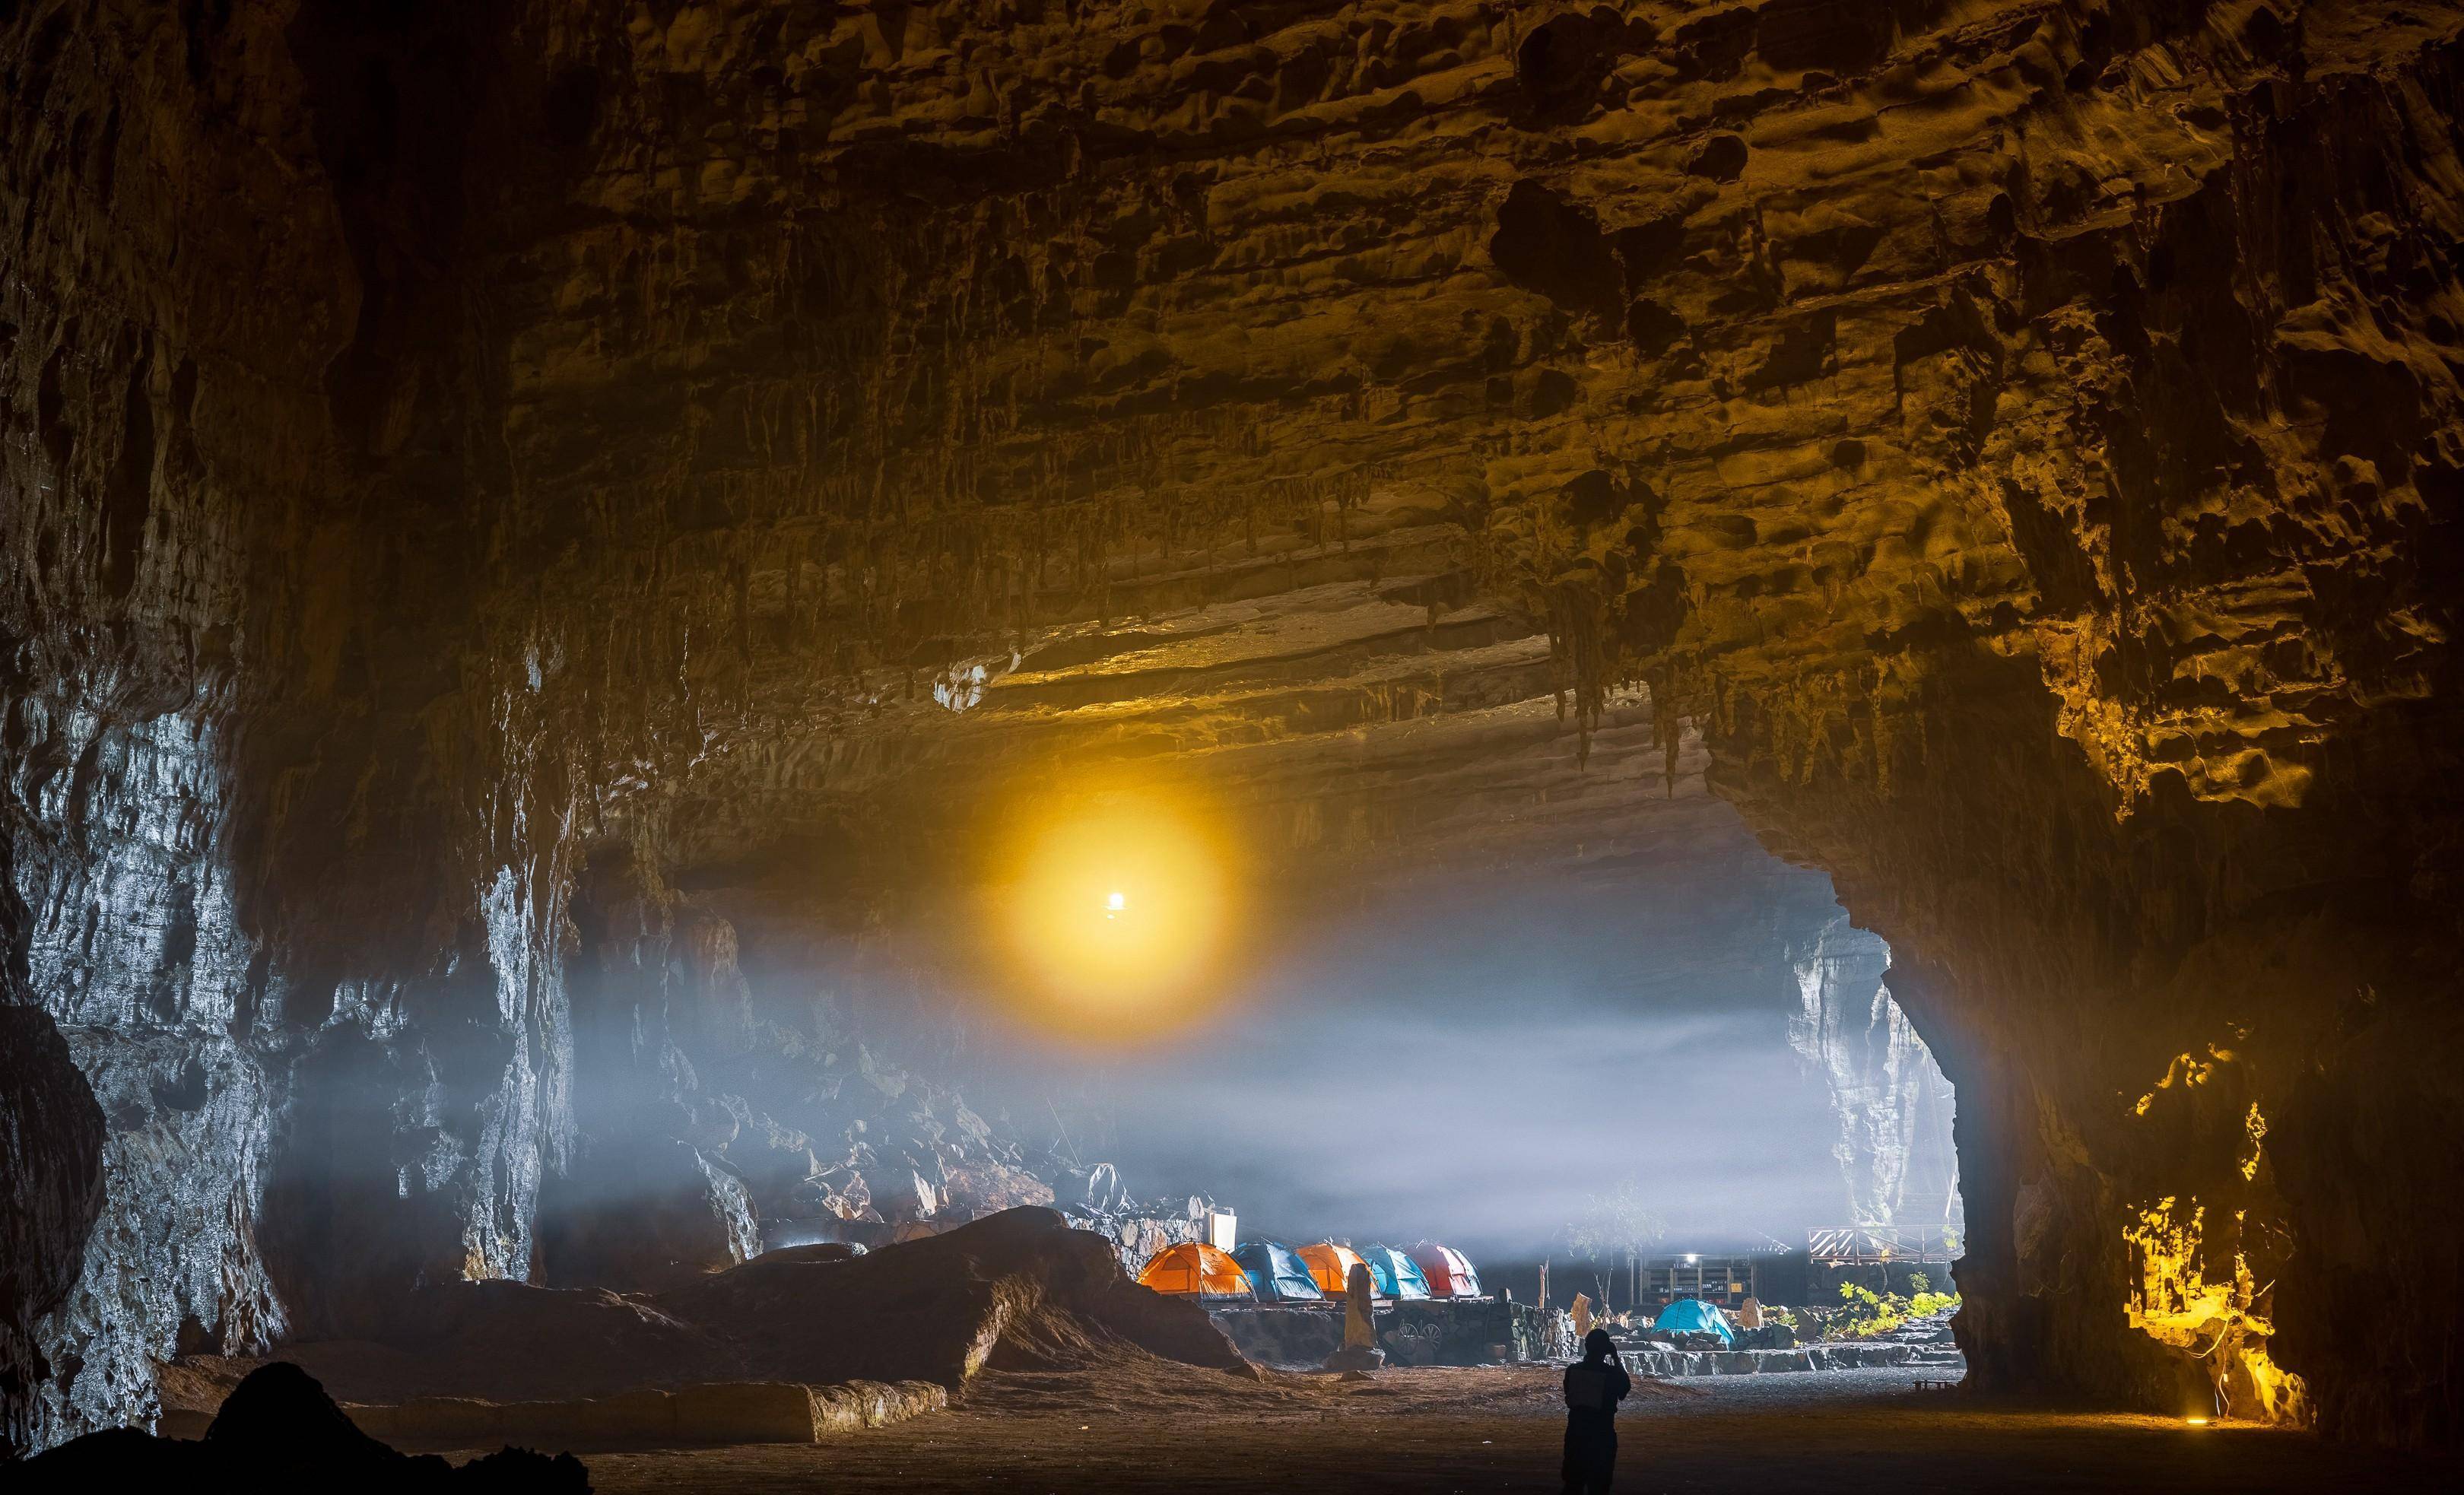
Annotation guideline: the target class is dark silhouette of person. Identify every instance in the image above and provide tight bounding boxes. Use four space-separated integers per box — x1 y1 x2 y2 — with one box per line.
1561 1326 1632 1494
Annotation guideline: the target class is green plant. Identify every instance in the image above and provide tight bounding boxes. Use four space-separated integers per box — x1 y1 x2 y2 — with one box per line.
1825 1281 1960 1340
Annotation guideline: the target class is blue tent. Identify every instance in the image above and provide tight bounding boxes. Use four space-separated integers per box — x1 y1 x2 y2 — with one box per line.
1232 1241 1323 1302
1651 1297 1736 1345
1359 1245 1432 1300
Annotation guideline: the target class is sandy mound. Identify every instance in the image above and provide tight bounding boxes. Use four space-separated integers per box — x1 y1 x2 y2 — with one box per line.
663 1206 1247 1387
178 1208 1246 1409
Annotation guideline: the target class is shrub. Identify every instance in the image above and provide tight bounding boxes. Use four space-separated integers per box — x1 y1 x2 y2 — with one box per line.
1825 1281 1960 1340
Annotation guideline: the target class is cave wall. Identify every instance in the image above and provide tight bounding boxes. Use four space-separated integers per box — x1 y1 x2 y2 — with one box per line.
0 0 592 1441
0 946 106 1458
1733 662 2464 1440
5 0 2464 1452
5 0 341 1443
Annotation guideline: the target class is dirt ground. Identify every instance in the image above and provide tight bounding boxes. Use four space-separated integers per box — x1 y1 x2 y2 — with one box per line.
484 1363 2448 1493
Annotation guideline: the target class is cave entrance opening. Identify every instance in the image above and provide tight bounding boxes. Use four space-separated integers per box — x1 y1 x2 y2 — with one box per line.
818 808 1972 1339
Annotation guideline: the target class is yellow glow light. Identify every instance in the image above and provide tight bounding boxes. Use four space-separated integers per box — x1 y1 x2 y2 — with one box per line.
2184 1416 2210 1427
987 781 1243 1039
2240 1101 2268 1181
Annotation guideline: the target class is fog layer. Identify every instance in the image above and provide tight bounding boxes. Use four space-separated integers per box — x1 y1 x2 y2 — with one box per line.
961 846 1958 1259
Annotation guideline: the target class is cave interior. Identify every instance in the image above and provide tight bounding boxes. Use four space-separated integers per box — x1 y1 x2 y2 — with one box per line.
5 0 2464 1469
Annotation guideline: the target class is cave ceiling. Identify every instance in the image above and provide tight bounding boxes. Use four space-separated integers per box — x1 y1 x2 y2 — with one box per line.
449 0 2464 932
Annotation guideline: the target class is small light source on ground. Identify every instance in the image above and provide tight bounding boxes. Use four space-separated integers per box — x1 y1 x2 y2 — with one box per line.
1106 890 1126 916
2184 1415 2210 1427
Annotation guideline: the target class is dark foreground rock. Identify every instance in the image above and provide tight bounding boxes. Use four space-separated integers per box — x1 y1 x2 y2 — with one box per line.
19 1362 589 1493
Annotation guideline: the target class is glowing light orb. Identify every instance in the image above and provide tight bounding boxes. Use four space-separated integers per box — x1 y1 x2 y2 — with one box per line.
989 785 1241 1038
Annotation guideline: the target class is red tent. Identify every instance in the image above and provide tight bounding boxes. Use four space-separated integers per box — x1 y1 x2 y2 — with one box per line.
1407 1241 1482 1297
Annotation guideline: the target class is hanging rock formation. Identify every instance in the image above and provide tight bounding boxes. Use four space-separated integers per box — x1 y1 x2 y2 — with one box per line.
6 0 2464 1454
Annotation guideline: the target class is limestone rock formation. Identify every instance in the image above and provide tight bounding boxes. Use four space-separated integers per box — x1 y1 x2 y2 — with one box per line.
537 843 1067 1292
6 0 2464 1453
1786 916 1961 1230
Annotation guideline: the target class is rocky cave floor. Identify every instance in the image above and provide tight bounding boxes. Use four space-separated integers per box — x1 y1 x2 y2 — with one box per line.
426 1365 2443 1493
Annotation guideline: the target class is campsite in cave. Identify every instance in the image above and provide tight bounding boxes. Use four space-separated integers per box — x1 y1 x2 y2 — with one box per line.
5 1 2464 1490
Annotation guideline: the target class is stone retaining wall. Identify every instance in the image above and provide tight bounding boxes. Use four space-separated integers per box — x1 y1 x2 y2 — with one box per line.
1211 1300 1575 1370
342 1378 947 1450
1621 1344 1924 1378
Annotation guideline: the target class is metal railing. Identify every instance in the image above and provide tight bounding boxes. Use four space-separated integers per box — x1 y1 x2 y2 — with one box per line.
1807 1225 1964 1263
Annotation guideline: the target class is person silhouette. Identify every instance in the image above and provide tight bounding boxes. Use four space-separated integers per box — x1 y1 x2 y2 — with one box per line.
1561 1326 1631 1494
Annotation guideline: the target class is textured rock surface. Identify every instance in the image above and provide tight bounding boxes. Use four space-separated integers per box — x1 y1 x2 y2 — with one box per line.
1786 916 1961 1230
7 0 2464 1454
540 843 1067 1292
0 1006 106 1458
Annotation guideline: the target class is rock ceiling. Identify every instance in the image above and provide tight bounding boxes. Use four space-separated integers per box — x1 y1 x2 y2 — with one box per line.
473 0 2464 913
6 0 2464 1456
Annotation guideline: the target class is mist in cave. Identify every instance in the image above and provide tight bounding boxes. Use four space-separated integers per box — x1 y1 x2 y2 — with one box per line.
954 858 1963 1260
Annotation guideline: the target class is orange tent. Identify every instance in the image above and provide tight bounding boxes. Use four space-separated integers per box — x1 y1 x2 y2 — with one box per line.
1296 1243 1368 1297
1136 1242 1253 1297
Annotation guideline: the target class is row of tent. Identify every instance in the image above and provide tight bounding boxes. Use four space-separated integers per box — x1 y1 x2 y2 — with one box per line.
1137 1239 1483 1302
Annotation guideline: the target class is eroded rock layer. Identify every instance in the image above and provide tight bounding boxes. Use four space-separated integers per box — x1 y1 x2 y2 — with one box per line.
5 0 2464 1452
